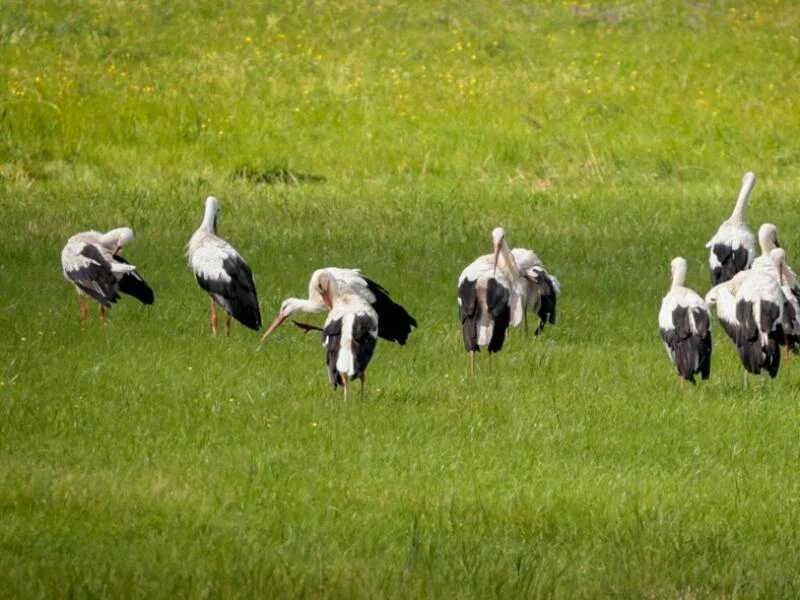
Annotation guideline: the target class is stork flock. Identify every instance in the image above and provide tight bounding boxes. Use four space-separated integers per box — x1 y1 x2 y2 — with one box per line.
62 173 796 399
659 171 800 389
61 195 560 398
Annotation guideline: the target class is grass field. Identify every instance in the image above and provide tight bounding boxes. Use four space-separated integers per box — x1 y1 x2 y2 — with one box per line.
4 1 800 597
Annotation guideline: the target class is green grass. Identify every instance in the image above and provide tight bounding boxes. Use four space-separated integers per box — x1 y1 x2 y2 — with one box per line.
4 1 800 597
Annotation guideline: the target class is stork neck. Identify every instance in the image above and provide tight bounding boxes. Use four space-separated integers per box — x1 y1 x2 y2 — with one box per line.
496 241 520 281
201 200 217 233
294 297 326 314
729 173 755 224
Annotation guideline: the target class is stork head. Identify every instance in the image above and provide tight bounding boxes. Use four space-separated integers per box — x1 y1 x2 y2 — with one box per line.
670 256 688 287
491 227 506 274
102 227 135 256
316 271 341 309
261 297 304 340
758 223 780 253
771 248 787 285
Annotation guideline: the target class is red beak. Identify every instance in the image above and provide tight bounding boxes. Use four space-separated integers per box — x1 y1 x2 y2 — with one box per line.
261 312 288 340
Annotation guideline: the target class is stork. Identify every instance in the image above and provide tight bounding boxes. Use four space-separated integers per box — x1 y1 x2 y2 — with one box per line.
658 257 712 389
317 271 379 400
457 228 518 374
706 171 757 284
187 196 261 336
707 253 786 378
61 227 154 322
261 267 416 344
511 247 561 336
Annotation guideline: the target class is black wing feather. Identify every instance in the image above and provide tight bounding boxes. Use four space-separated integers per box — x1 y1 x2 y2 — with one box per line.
458 278 480 352
323 317 344 389
68 244 119 307
364 277 417 345
486 278 510 353
197 255 262 330
114 254 155 305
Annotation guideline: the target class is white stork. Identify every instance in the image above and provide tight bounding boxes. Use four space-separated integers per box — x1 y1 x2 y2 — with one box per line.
511 247 561 336
261 267 416 345
457 228 519 374
187 196 262 336
707 253 786 378
61 227 154 322
706 171 757 284
318 271 379 400
658 257 712 389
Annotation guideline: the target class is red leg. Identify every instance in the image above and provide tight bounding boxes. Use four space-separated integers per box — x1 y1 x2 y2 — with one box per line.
226 315 232 337
79 297 88 323
209 297 218 336
100 305 108 324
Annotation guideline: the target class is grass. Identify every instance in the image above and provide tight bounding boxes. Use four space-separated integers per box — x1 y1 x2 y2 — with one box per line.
4 0 800 597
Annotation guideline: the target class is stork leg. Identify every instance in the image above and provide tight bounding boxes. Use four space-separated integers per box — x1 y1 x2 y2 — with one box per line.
209 297 218 336
100 305 108 324
360 374 365 400
679 376 685 393
469 351 475 376
524 311 529 337
79 297 88 323
342 374 349 401
225 314 232 337
785 343 791 364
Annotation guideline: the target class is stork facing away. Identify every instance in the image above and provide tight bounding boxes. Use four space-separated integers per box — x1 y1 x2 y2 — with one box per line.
706 249 791 378
187 196 262 336
262 267 416 345
317 271 379 400
61 227 154 322
658 257 712 390
706 171 757 284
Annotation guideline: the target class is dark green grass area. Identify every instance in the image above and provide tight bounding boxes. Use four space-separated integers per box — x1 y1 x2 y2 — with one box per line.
4 1 800 597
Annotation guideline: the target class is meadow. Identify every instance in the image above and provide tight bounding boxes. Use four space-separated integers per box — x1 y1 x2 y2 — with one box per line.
3 0 800 597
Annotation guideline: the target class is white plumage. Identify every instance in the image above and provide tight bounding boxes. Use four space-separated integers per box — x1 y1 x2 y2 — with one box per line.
457 228 516 374
511 246 561 336
187 196 261 335
318 271 379 400
658 257 712 388
61 227 154 322
707 250 788 378
262 267 416 344
706 171 757 284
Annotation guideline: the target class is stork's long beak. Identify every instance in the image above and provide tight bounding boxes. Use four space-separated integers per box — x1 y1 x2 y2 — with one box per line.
492 242 502 275
111 244 122 257
261 312 288 340
779 263 786 286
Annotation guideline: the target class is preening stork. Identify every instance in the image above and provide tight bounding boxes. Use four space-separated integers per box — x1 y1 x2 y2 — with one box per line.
261 267 416 345
61 227 154 322
317 271 379 400
658 257 712 389
511 247 561 336
457 228 519 374
187 196 262 336
706 171 757 284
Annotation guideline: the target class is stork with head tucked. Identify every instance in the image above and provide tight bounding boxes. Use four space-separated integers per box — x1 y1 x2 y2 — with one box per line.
317 271 379 400
187 196 262 336
706 171 757 284
511 247 561 336
61 227 154 322
658 257 712 390
262 267 416 345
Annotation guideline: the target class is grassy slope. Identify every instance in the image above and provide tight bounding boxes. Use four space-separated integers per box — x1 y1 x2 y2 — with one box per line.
3 1 800 597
